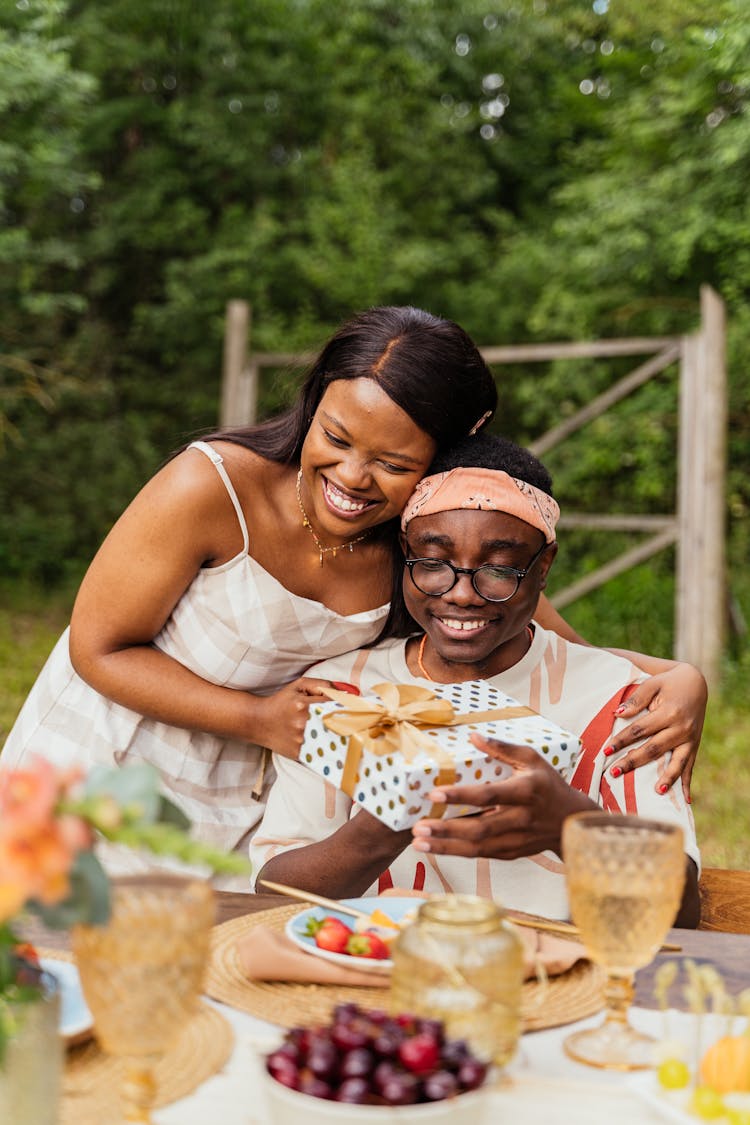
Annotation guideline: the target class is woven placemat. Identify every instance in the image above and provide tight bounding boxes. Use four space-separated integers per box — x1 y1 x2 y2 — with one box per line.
39 950 234 1125
204 903 605 1034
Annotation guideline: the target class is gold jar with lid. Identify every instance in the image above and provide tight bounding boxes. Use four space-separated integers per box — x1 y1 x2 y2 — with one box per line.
389 894 523 1067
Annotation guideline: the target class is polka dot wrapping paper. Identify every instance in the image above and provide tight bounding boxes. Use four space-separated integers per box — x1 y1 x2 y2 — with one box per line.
299 680 582 830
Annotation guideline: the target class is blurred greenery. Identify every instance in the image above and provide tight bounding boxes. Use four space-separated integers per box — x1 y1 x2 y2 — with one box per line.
0 0 747 665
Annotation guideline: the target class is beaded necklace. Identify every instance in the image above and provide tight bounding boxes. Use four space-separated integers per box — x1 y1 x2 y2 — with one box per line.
296 470 371 566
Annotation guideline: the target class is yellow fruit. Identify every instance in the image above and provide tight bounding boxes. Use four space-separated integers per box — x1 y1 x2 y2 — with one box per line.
657 1058 691 1090
368 909 400 930
688 1086 726 1119
700 1036 750 1094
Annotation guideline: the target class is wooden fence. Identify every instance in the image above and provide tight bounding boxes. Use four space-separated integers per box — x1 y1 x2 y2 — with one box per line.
220 286 727 687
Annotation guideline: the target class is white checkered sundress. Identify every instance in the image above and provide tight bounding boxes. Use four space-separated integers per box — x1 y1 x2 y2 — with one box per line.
1 441 388 868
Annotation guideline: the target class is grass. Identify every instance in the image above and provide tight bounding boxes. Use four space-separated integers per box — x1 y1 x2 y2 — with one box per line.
1 581 748 871
0 580 77 739
691 654 750 869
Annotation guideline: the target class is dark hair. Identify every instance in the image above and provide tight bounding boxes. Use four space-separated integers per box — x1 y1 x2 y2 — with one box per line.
202 306 497 461
378 432 554 639
427 432 554 495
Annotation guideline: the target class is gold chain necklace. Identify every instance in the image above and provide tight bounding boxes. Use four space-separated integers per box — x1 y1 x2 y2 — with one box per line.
295 470 371 566
416 626 535 681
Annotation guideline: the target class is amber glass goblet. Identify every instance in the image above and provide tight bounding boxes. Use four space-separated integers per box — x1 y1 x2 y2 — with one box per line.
562 812 685 1071
71 874 215 1124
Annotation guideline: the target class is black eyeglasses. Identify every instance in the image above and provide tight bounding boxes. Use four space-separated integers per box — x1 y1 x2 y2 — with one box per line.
404 540 548 603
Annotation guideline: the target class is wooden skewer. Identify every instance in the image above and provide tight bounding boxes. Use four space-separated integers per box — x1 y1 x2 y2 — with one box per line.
507 911 682 953
257 879 372 922
260 879 682 953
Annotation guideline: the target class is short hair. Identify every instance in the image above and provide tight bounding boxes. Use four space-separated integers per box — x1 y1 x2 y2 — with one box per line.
427 433 554 496
377 433 554 640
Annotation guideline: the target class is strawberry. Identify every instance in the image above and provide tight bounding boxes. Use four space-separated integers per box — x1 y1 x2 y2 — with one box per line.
12 942 40 966
345 930 391 960
305 914 353 954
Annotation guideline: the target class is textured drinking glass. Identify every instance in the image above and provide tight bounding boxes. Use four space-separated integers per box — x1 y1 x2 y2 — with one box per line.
71 874 214 1124
562 812 685 1070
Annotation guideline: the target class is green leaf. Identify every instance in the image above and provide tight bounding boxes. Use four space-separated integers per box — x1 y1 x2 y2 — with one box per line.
84 762 161 823
156 794 191 830
29 850 111 928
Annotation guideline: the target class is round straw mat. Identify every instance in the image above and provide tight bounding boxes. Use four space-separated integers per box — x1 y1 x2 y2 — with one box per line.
40 949 234 1125
204 904 605 1035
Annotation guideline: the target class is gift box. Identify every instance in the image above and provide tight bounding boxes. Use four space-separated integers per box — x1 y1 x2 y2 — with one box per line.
298 680 582 831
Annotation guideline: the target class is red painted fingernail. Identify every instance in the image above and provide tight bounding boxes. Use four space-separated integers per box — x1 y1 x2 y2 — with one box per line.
331 681 360 695
610 765 623 778
603 746 615 757
614 705 627 715
687 795 692 804
658 783 669 795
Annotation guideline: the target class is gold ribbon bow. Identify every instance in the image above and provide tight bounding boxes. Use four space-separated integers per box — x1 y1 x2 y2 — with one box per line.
320 682 535 813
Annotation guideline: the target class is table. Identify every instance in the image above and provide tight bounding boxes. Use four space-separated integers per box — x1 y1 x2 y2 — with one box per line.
34 889 750 1001
32 892 750 1123
215 891 750 1008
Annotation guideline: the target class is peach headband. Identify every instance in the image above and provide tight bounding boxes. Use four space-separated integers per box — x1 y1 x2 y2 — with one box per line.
401 467 559 543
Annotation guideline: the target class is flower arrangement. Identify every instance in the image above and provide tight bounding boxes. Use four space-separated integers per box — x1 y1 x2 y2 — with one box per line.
0 756 249 1062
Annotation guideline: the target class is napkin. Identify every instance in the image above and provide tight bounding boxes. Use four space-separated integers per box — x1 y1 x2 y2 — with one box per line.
235 920 585 987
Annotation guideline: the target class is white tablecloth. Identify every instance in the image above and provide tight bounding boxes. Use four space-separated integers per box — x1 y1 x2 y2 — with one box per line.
151 1002 687 1124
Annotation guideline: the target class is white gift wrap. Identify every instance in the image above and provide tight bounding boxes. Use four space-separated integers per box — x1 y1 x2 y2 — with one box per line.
299 679 582 831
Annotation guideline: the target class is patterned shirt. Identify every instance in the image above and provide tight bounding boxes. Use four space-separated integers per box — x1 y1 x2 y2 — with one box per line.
250 627 699 918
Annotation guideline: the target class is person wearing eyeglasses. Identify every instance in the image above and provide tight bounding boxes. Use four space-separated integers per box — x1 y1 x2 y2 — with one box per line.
251 432 700 926
3 305 704 887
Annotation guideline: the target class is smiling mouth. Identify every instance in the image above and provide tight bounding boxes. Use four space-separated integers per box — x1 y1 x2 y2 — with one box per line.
323 477 376 516
435 617 492 635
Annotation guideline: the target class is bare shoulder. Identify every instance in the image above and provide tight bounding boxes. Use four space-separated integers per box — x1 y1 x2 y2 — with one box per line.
119 443 268 564
209 440 286 487
131 446 230 514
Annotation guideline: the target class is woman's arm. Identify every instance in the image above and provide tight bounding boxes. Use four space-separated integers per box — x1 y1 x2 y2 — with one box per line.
533 593 586 643
69 450 329 757
534 594 707 800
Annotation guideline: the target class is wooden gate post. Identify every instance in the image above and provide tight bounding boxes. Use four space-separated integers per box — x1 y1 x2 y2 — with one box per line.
220 300 258 427
675 285 727 688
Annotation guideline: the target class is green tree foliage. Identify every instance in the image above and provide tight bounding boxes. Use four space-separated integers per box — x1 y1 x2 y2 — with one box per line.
0 0 746 655
0 0 99 443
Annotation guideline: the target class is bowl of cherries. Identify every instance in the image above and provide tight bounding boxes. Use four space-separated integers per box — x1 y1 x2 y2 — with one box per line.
262 1002 492 1123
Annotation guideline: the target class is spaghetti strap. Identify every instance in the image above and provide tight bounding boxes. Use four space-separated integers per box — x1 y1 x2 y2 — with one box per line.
188 440 250 554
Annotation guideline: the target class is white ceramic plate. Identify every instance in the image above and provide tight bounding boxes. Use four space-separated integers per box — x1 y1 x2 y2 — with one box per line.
284 896 418 975
628 1075 694 1125
629 1072 750 1124
40 957 94 1045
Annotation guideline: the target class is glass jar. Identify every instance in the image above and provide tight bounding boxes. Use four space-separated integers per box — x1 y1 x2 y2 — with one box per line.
0 971 62 1125
390 894 523 1067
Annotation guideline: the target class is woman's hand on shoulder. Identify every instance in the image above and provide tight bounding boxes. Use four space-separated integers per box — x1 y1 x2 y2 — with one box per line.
602 663 707 802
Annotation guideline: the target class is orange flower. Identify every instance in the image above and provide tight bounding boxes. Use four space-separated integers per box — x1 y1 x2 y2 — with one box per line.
0 758 88 922
0 756 59 830
0 878 28 925
56 812 95 854
0 823 73 911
